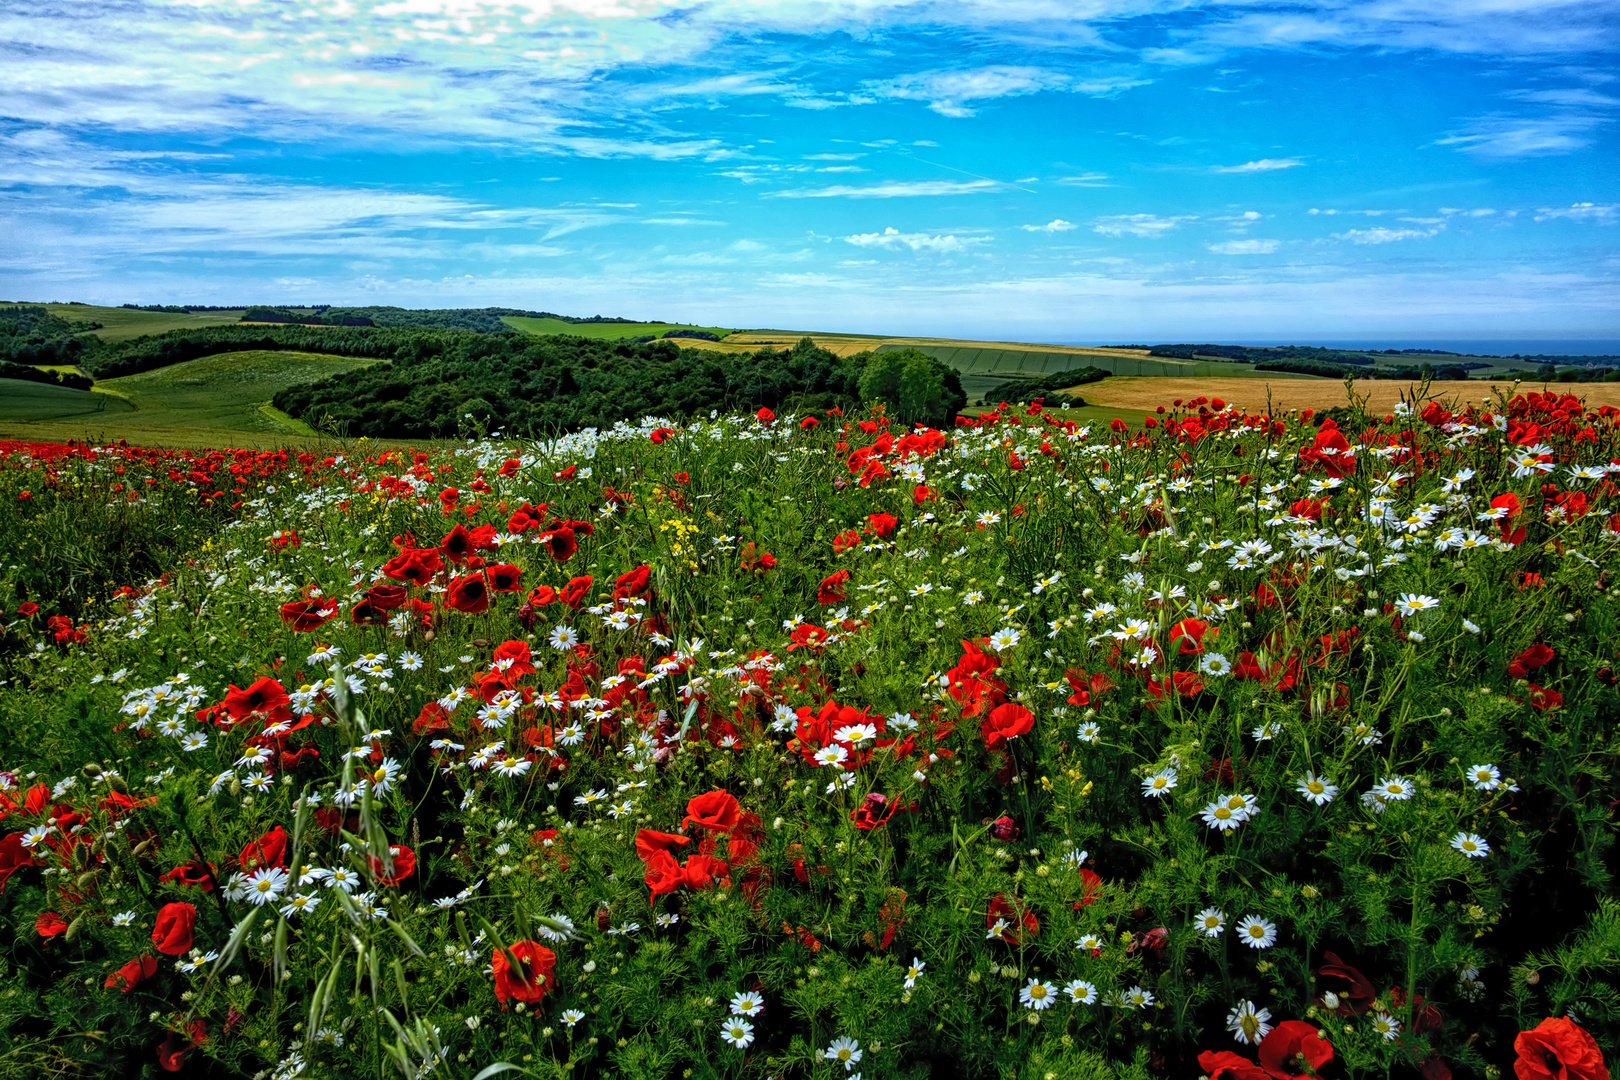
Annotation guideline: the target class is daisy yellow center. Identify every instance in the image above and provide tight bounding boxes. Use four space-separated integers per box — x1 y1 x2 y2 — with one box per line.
1030 985 1047 999
1152 778 1167 789
836 1050 852 1062
1249 926 1265 938
1308 782 1324 794
1215 808 1231 819
1203 917 1218 928
256 879 273 892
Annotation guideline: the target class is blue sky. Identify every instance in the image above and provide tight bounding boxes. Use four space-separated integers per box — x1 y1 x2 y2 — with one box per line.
1 0 1617 341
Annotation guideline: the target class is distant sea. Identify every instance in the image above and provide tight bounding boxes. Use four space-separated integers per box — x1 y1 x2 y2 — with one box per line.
1059 339 1620 358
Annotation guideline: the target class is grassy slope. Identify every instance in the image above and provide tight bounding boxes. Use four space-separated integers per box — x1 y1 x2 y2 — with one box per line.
501 316 734 340
0 350 383 449
32 303 247 342
0 379 136 422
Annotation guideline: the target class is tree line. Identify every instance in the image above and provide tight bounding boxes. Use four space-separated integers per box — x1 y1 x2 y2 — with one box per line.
269 334 966 437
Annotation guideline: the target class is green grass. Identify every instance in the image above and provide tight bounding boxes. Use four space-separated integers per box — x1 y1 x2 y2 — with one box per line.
0 378 135 421
38 302 246 342
0 350 381 448
501 316 734 340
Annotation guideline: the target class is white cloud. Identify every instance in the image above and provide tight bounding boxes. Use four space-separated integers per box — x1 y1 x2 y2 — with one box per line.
1534 202 1619 223
843 227 987 252
1049 174 1114 189
1333 226 1443 245
1436 115 1608 158
1021 219 1077 233
867 66 1065 118
1093 213 1196 238
1439 207 1497 217
1213 158 1303 173
1207 239 1279 254
769 179 1002 198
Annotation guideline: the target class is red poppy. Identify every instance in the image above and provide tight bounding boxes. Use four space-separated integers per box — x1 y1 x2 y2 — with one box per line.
980 702 1033 751
987 815 1018 841
158 862 216 890
222 677 293 726
381 546 442 586
799 416 818 429
1514 1016 1609 1080
156 1024 206 1073
818 570 851 605
831 529 862 553
851 793 896 830
756 406 775 425
105 954 159 992
440 524 476 563
239 826 288 872
366 583 409 610
866 512 899 539
682 852 729 890
486 564 523 592
1528 683 1563 711
634 829 692 863
0 832 39 892
1318 951 1376 1014
787 623 829 651
1509 643 1556 679
151 902 197 955
413 701 452 736
986 894 1039 944
1257 1021 1334 1080
559 575 593 608
614 565 651 600
280 591 338 631
1169 617 1210 655
643 848 685 902
540 528 580 563
492 940 557 1009
682 790 742 834
36 911 68 937
17 602 39 617
446 573 490 614
650 426 675 443
368 844 416 887
1199 1051 1270 1080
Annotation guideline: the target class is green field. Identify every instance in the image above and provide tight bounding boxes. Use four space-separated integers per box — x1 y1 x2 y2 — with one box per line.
37 302 247 342
0 378 135 422
501 316 734 340
0 350 381 448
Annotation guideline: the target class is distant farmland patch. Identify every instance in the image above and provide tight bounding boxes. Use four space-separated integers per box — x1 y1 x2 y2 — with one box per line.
0 350 380 448
0 379 134 422
42 302 246 342
501 316 735 341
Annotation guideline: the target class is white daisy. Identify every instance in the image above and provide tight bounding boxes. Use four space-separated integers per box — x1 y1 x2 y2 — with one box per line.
719 1019 755 1048
243 866 290 906
548 625 580 651
1296 772 1338 806
1451 832 1490 858
1141 768 1178 798
826 1036 862 1071
1019 978 1056 1010
1237 916 1277 949
1227 1000 1273 1045
1194 908 1225 937
729 991 765 1017
1467 764 1500 791
1065 979 1098 1005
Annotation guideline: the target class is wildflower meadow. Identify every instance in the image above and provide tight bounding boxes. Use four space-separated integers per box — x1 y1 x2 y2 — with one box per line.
0 381 1616 1080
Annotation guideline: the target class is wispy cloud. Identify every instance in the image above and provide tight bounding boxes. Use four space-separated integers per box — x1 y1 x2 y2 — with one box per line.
1534 202 1619 224
769 180 1003 199
844 227 988 252
1094 213 1197 238
1021 219 1077 233
866 66 1067 118
1213 158 1303 173
1436 114 1609 158
1207 239 1280 254
1054 173 1113 188
1333 226 1443 245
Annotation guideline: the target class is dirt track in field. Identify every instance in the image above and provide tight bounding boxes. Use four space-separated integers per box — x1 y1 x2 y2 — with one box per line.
1062 376 1620 416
